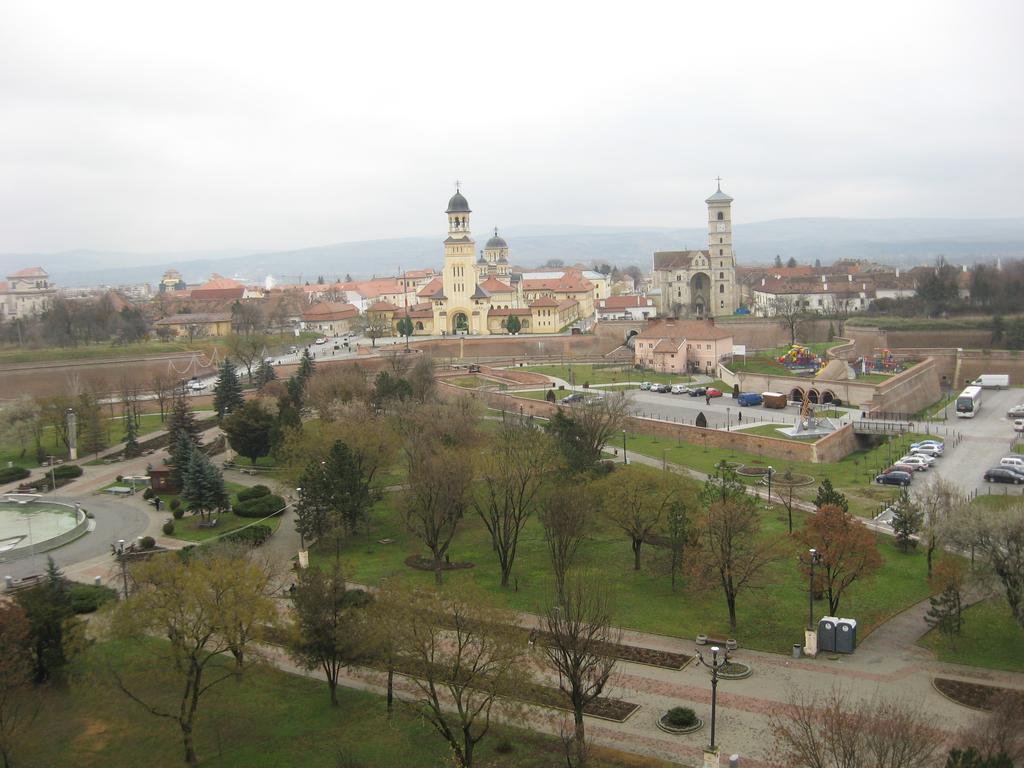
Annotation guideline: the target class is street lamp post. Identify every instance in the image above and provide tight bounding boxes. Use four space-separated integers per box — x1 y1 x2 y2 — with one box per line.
621 430 627 465
807 548 821 631
695 645 731 757
767 466 774 506
726 407 731 431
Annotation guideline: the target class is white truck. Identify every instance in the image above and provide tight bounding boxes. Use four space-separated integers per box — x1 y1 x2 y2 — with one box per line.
972 374 1010 389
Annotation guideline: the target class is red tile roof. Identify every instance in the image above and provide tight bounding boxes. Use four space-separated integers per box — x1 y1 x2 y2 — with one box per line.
302 302 359 322
599 295 654 309
479 277 513 292
529 296 559 308
367 301 398 312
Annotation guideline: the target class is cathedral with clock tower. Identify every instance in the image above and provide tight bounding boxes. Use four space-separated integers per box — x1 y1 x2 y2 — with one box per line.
651 181 739 319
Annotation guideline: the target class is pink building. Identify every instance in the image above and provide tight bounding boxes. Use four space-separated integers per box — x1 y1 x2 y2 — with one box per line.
633 320 733 375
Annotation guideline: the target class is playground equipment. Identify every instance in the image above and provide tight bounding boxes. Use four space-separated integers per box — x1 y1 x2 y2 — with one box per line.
854 349 905 375
777 345 822 373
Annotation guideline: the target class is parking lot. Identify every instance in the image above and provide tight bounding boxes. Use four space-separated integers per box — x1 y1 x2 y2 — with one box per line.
624 387 836 432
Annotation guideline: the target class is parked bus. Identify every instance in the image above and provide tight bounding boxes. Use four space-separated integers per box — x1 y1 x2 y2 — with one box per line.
955 385 983 418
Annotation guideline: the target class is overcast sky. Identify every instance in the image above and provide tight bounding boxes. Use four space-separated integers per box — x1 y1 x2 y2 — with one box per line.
1 0 1022 253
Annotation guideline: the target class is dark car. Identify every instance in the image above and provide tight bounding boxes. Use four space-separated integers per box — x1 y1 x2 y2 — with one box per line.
468 364 481 373
688 387 707 397
876 471 912 487
984 467 1024 485
561 393 584 404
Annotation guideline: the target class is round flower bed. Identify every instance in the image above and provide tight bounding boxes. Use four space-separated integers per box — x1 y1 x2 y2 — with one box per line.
657 706 703 735
717 661 752 680
736 465 771 477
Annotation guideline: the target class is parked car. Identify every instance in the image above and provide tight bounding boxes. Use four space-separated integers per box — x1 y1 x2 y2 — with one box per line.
910 445 943 459
639 381 652 391
876 471 912 486
910 439 944 453
670 384 689 395
884 463 918 475
187 378 205 392
688 387 707 397
999 456 1024 471
901 452 936 466
1007 404 1024 418
984 467 1024 485
562 393 584 404
737 392 763 407
706 388 723 398
1015 419 1024 433
896 456 930 471
468 364 481 373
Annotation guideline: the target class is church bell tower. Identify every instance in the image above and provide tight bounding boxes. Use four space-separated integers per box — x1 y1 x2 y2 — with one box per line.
705 179 738 316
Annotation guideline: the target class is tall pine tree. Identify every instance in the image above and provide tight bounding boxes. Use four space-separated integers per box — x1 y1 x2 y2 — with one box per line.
123 408 141 458
170 431 196 491
181 448 229 523
167 393 202 447
212 360 245 420
254 358 277 388
296 349 315 388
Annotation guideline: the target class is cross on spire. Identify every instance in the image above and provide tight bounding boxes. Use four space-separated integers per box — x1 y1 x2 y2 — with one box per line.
715 176 723 191
455 179 461 193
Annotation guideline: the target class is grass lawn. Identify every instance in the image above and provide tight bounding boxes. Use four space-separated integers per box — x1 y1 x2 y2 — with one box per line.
1 412 168 470
846 316 998 331
619 430 934 518
157 481 285 543
450 375 489 388
313 483 937 654
516 388 574 401
733 423 817 442
918 597 1024 673
520 364 689 387
17 641 662 768
970 493 1024 511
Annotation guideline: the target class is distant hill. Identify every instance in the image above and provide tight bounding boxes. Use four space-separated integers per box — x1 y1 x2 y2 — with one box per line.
3 217 1023 288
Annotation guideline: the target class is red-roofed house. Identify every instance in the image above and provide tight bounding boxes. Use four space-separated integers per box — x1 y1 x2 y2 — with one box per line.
633 320 733 375
301 302 360 336
596 295 657 321
191 275 245 301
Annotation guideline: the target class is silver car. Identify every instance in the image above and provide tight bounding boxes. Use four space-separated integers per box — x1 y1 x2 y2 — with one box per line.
1007 404 1024 418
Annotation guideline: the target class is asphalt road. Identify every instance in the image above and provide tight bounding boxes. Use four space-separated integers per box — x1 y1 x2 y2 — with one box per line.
625 389 819 431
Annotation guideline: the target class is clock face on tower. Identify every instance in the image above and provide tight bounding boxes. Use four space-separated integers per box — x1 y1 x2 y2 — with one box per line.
716 222 726 232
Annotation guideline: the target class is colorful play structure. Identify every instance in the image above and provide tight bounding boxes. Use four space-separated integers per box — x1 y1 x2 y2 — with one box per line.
854 349 905 375
777 344 822 373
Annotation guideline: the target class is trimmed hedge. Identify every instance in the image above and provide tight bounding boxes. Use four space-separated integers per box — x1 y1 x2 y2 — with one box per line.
140 536 156 549
665 707 698 728
233 493 285 519
70 583 118 614
0 466 31 484
223 524 274 547
53 464 83 479
237 484 271 502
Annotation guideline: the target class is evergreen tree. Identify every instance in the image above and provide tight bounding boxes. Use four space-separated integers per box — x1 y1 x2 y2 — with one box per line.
17 557 79 682
297 349 315 387
774 254 783 268
925 583 962 642
254 358 277 388
181 448 228 523
223 401 274 465
170 431 196 490
946 748 1014 767
505 315 522 334
891 489 923 552
167 393 202 447
813 478 849 513
212 360 245 420
786 256 798 268
123 407 141 458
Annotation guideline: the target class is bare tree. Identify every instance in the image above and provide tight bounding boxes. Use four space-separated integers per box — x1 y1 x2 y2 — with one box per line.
769 687 941 768
395 585 527 768
915 476 965 579
473 418 559 587
184 323 207 344
541 576 620 768
599 465 679 570
772 295 806 345
944 502 1024 628
801 505 883 617
696 478 781 633
400 436 474 584
546 393 629 473
539 485 590 604
825 295 853 337
150 370 178 421
953 695 1024 765
225 333 267 383
361 312 390 347
305 367 369 420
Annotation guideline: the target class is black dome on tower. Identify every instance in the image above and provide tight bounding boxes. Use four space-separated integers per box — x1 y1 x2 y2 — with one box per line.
485 228 508 249
446 190 471 213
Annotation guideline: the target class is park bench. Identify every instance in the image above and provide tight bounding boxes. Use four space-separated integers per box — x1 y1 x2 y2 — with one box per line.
197 519 219 529
695 634 739 651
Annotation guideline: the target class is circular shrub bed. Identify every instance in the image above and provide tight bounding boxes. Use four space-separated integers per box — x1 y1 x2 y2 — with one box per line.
736 466 770 477
657 707 703 735
404 554 474 572
718 661 752 679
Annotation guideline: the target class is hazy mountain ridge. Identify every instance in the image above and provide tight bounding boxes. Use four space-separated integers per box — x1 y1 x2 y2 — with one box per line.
4 218 1023 287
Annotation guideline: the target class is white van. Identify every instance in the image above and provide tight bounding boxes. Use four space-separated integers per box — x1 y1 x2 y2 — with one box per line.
999 456 1024 471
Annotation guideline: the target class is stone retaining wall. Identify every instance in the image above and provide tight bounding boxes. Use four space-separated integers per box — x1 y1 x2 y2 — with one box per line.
439 382 857 463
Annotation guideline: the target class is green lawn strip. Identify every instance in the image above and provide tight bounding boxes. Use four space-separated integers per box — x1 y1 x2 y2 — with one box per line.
1 412 168 470
312 488 936 654
17 640 654 768
918 597 1024 673
619 430 928 517
515 389 573 401
846 316 997 331
732 423 818 442
519 364 689 387
449 375 489 388
970 493 1024 511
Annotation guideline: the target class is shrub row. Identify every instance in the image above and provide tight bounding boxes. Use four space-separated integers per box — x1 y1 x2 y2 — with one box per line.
0 466 31 484
223 524 274 547
233 493 285 518
236 484 271 502
69 583 118 614
53 464 83 479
